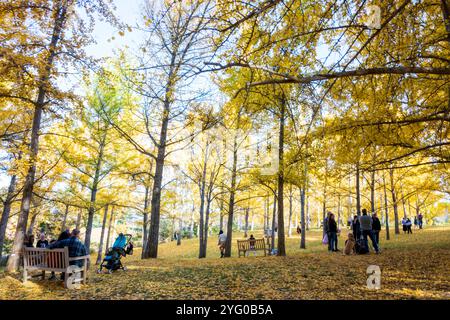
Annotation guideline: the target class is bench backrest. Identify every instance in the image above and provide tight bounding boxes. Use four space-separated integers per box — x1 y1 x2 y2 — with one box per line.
23 247 69 272
237 238 266 250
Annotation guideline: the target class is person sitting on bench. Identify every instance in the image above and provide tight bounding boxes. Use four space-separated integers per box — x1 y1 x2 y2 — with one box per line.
48 229 87 268
246 235 257 256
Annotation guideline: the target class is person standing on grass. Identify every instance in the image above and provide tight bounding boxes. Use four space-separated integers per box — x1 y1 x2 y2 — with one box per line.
402 217 408 233
324 211 332 251
218 230 226 258
406 218 413 234
372 212 381 248
418 213 423 229
359 209 380 254
328 213 339 252
352 215 361 241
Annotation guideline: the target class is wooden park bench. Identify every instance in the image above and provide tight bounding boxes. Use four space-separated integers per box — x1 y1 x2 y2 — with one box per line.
23 247 90 289
237 238 269 257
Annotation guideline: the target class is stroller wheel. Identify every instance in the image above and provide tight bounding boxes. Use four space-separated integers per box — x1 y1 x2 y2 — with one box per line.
123 266 127 271
96 269 102 274
108 269 113 274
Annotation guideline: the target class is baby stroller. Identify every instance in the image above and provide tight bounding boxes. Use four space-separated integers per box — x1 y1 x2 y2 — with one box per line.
98 233 133 274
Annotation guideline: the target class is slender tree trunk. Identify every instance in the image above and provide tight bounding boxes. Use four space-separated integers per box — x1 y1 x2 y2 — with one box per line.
277 99 286 256
7 0 70 273
271 192 277 251
242 207 249 238
370 170 376 214
61 204 69 233
198 143 209 259
142 185 150 257
288 185 293 237
96 205 109 265
224 113 240 258
389 168 400 234
27 211 38 236
401 185 408 218
299 187 306 249
306 191 310 231
105 206 114 254
76 208 82 230
383 174 390 240
356 163 361 216
0 174 17 257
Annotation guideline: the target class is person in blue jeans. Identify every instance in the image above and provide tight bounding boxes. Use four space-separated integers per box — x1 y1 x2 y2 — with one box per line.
328 213 339 252
359 209 380 254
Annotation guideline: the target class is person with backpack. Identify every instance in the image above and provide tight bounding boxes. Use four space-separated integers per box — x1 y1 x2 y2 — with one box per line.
359 209 379 254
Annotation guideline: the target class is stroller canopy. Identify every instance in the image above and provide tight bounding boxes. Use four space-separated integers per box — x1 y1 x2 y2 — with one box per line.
113 234 127 248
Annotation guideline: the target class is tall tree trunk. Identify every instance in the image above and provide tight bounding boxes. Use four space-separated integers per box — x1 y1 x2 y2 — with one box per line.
224 112 241 258
356 163 361 216
142 185 150 257
383 173 390 240
76 208 82 230
6 0 70 273
401 185 408 218
370 170 376 214
276 99 286 256
105 206 114 254
389 168 400 234
299 187 306 249
244 207 249 238
0 174 17 257
61 204 69 233
96 204 109 265
271 192 277 251
288 185 293 237
198 143 209 259
306 191 310 231
27 211 38 236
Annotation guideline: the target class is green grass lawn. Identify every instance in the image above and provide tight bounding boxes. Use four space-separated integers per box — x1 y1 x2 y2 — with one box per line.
1 226 449 300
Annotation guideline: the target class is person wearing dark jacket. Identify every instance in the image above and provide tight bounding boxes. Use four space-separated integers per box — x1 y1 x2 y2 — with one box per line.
372 213 381 247
327 213 339 252
352 215 361 240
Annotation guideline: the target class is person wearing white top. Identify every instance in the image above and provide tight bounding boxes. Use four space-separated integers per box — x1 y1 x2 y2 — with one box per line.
218 230 227 258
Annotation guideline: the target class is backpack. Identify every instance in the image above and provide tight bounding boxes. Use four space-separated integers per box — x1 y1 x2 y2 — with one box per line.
355 239 369 254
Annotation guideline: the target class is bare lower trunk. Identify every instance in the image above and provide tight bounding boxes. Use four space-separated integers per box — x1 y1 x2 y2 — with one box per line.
356 164 361 216
96 205 109 265
76 209 82 230
389 168 400 234
144 103 169 259
105 206 114 254
288 186 293 237
383 174 390 240
300 187 306 249
142 185 150 258
0 174 17 257
244 208 249 238
276 99 286 256
271 193 277 251
61 204 69 232
370 170 376 214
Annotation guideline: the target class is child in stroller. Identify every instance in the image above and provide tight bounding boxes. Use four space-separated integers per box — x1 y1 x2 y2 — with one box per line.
98 233 133 274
